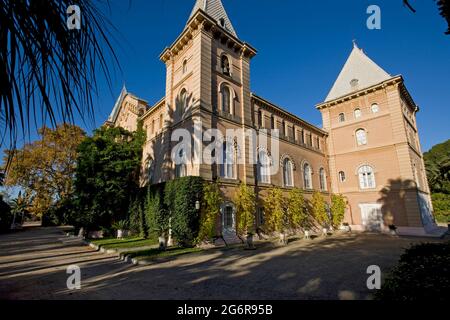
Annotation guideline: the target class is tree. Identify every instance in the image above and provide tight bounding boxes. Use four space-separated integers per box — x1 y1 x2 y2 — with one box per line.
9 192 30 227
73 124 145 229
145 191 169 239
3 124 85 218
404 0 450 35
0 173 12 231
311 191 328 227
165 176 204 247
129 197 147 238
1 0 120 163
197 181 222 242
287 188 307 230
331 194 346 228
424 139 450 194
424 139 450 223
234 183 256 236
265 187 286 234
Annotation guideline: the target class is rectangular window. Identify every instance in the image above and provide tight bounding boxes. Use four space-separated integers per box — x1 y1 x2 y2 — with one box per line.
224 206 233 229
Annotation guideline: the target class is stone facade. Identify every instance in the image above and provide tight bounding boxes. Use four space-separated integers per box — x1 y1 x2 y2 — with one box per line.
106 0 436 236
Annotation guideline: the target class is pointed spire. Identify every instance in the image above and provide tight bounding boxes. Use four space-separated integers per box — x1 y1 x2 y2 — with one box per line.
325 43 392 102
108 85 128 123
188 0 237 37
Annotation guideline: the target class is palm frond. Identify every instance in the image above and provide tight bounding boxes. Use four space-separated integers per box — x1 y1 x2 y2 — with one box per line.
0 0 121 169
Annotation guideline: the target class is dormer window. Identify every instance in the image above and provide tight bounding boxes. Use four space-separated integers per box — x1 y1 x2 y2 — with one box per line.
221 55 231 76
219 18 225 28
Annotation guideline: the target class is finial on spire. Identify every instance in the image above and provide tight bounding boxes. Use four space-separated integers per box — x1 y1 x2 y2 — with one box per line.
352 39 359 49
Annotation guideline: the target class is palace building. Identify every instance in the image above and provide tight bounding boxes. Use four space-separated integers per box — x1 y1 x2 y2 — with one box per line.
106 0 437 237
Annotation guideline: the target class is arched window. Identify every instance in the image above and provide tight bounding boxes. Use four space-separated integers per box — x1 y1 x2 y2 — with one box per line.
283 158 294 187
358 165 375 189
319 168 327 191
222 86 232 114
371 103 379 113
339 171 346 183
354 108 362 119
221 142 235 179
175 149 187 178
303 163 312 190
356 129 367 146
258 150 271 184
178 89 188 116
147 157 154 183
414 163 421 188
221 55 231 76
182 59 188 74
339 113 345 123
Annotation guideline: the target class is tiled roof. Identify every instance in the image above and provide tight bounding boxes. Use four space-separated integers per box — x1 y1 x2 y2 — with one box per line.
325 43 392 102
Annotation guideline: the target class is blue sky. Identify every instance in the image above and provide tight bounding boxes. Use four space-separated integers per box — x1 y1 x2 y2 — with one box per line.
6 0 450 153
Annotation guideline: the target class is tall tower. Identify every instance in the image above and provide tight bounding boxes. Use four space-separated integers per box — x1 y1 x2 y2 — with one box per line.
317 44 436 236
159 0 257 182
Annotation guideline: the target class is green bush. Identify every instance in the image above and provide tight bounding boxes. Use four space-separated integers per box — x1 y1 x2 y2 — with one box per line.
165 177 203 247
145 190 168 238
129 197 147 238
431 193 450 223
375 242 450 301
197 181 222 242
331 194 346 228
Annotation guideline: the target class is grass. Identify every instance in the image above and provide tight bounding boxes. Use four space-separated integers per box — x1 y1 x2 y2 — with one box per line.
125 246 203 261
90 236 157 250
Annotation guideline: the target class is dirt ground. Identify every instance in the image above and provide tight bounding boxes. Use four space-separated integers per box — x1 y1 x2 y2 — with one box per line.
0 226 443 300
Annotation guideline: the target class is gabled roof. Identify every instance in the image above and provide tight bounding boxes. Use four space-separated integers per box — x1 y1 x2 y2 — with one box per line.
325 43 392 102
188 0 237 37
108 85 128 123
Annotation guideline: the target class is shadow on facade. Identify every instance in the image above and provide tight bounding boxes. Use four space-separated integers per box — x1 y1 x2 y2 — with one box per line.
378 178 417 227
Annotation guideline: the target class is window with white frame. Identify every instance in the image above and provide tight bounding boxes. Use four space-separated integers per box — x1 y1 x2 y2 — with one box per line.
303 163 313 189
371 103 379 113
258 150 271 184
221 142 235 179
356 129 367 146
319 168 327 191
283 158 294 187
354 108 362 119
358 165 376 189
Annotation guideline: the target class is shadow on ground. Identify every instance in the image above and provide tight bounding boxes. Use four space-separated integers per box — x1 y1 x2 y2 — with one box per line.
0 226 443 300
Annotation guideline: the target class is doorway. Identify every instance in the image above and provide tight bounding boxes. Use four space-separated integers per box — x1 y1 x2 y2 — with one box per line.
359 203 383 232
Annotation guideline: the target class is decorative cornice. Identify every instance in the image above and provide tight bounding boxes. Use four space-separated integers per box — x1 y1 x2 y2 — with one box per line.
251 93 328 136
316 76 407 110
160 10 257 63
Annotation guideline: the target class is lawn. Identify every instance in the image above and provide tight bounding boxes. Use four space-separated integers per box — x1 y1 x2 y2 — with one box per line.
90 237 157 250
124 246 203 261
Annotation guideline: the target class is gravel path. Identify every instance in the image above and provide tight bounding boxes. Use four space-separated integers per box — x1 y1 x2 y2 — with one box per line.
0 226 440 300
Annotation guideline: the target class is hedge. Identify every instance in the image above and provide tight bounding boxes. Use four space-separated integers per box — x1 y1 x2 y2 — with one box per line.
164 177 203 246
